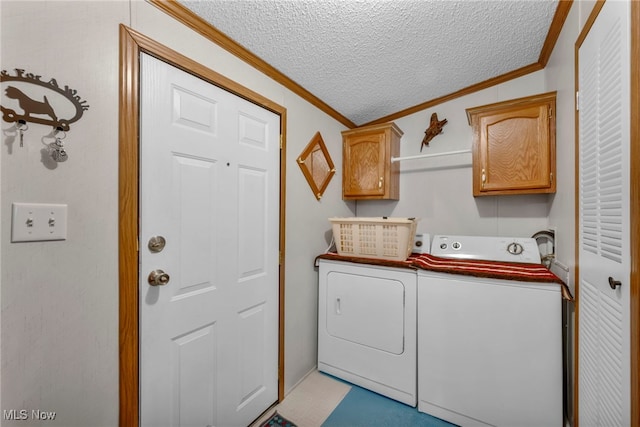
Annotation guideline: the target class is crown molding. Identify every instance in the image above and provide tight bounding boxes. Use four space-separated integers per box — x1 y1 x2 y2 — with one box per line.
149 0 572 129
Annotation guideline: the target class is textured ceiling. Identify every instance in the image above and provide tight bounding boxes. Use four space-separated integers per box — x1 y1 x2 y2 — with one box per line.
177 0 558 126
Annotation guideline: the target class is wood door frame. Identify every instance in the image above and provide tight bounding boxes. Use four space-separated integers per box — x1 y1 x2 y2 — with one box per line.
118 25 287 427
573 1 639 425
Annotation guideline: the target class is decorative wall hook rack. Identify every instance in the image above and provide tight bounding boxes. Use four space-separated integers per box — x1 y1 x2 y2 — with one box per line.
1 68 89 131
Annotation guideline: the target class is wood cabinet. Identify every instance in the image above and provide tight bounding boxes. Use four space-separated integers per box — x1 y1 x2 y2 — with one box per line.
466 92 556 196
342 122 403 200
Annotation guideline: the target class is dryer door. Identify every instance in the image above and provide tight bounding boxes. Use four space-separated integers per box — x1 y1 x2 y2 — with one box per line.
326 270 405 354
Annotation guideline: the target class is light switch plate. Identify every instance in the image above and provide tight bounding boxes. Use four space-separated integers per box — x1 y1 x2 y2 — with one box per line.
11 203 67 242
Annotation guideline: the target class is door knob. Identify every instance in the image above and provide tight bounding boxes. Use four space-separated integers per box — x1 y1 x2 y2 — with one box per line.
148 269 170 286
608 276 622 290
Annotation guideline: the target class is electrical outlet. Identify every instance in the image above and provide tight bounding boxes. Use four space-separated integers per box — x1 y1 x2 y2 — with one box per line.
11 203 67 242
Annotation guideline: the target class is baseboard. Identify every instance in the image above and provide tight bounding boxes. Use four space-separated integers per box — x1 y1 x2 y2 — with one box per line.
284 365 318 397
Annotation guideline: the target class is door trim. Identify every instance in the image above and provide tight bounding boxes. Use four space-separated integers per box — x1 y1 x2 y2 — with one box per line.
573 1 639 425
118 25 287 426
630 2 639 425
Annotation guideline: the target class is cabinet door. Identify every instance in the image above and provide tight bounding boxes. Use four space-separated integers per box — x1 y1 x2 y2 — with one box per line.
343 132 387 198
477 103 553 194
468 92 556 197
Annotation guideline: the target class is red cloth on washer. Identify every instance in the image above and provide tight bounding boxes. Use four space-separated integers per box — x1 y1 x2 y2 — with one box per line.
316 252 573 301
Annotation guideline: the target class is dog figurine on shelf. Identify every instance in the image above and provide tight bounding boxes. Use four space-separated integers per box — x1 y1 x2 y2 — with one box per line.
421 112 448 151
4 86 58 122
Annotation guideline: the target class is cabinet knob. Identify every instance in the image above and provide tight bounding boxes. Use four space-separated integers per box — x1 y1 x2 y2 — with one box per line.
378 177 383 189
481 168 486 188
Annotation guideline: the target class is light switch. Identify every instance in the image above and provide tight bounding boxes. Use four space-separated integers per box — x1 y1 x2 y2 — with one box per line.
11 203 67 242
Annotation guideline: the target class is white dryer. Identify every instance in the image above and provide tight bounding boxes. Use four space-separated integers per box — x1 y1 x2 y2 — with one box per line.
317 259 417 406
417 235 563 427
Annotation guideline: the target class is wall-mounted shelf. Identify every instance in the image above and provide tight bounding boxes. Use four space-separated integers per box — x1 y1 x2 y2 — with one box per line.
391 149 471 163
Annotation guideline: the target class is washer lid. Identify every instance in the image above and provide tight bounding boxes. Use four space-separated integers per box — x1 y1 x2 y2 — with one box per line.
431 235 541 264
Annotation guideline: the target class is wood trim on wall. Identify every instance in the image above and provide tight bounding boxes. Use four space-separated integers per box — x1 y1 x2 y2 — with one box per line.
367 0 573 127
149 0 572 128
147 0 355 129
573 1 639 425
118 24 287 426
630 2 639 425
572 13 582 427
363 63 544 127
118 24 140 427
538 0 574 67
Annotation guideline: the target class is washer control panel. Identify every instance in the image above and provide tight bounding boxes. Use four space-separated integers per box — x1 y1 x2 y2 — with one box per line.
413 234 431 254
507 242 524 255
431 235 541 264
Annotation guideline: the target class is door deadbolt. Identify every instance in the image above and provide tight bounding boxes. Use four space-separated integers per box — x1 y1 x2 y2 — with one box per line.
148 269 170 286
608 276 622 290
148 236 166 253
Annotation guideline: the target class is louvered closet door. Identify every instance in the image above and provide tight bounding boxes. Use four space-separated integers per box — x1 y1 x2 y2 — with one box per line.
578 1 631 426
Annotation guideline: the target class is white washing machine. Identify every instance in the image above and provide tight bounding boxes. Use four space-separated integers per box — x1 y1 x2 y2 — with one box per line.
317 259 417 406
418 235 563 427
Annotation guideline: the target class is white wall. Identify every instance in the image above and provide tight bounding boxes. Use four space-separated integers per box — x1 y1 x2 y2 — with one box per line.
0 0 3 418
357 5 597 423
1 1 351 426
1 2 128 426
545 2 599 423
357 71 553 239
546 0 598 294
129 0 355 394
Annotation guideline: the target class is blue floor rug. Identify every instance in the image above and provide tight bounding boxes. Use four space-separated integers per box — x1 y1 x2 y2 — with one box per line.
321 382 456 427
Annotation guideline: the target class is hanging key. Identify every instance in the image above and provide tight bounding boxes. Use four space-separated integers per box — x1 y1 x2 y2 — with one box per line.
52 146 68 162
49 138 68 162
17 121 28 147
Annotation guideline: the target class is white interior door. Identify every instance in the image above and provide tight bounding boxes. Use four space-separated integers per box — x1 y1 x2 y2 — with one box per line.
139 54 280 427
578 2 631 426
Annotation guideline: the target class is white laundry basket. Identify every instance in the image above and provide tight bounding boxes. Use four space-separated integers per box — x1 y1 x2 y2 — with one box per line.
329 217 418 261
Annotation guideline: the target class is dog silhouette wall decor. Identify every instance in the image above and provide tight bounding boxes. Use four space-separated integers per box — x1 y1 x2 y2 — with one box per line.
1 68 89 132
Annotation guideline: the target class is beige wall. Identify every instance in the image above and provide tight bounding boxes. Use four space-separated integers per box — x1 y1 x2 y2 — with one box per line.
0 1 599 426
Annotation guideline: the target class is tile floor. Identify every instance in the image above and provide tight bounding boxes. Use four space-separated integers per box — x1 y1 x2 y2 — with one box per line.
250 370 350 427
